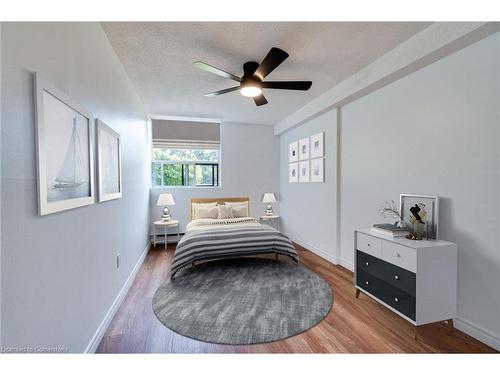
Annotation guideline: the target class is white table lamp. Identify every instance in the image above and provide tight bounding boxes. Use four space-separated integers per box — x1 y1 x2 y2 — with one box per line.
157 193 175 221
262 193 277 215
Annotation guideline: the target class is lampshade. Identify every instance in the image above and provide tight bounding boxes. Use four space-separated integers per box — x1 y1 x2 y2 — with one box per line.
262 193 276 203
157 193 175 206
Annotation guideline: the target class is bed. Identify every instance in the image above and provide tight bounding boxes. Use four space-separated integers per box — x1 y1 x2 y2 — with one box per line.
170 197 298 278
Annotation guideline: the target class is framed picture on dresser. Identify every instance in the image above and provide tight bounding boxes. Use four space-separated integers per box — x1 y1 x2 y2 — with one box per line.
400 194 439 239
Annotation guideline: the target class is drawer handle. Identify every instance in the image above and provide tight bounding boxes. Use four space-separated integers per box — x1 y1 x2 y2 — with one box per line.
397 253 401 258
394 297 399 303
365 262 369 266
394 275 400 280
367 243 371 247
365 281 370 286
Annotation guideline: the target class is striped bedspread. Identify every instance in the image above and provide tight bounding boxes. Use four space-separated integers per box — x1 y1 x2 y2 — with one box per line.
171 220 298 278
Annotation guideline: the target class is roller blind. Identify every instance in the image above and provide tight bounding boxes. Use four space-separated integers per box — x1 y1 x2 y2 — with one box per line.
152 119 220 149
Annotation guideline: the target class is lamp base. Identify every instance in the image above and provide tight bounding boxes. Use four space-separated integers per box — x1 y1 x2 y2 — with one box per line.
162 207 171 221
265 203 273 215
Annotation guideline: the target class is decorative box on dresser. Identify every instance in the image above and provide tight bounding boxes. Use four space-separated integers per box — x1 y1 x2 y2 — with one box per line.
354 229 457 339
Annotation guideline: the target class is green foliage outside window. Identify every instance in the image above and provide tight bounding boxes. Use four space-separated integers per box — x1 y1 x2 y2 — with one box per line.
152 148 219 187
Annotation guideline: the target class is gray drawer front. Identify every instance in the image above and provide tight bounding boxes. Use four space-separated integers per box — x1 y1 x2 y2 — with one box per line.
356 268 416 321
357 250 416 297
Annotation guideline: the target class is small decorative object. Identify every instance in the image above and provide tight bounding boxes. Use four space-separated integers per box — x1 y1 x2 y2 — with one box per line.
299 160 310 182
309 132 324 158
262 193 277 215
299 137 309 160
378 200 406 228
96 119 122 202
310 157 324 183
400 194 439 239
34 73 95 215
288 141 298 162
157 193 175 221
289 162 298 183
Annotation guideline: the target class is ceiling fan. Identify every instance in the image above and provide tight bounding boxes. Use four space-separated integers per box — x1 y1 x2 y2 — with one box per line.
193 47 312 106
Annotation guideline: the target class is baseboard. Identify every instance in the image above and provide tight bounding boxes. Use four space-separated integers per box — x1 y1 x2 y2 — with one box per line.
84 241 151 353
454 316 500 351
286 233 340 265
340 258 354 272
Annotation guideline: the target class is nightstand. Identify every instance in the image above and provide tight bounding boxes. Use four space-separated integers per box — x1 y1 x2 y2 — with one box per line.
260 215 280 231
153 220 180 249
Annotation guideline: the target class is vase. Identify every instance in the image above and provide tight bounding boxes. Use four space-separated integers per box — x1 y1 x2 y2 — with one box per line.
413 222 426 239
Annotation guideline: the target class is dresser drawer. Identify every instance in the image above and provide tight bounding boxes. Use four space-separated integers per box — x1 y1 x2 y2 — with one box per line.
356 251 416 296
356 269 416 321
356 232 382 258
382 240 416 273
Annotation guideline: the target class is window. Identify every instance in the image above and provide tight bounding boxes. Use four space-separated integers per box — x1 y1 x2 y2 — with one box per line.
151 118 221 187
152 147 220 187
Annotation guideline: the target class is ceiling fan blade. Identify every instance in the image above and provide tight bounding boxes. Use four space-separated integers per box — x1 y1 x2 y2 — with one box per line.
193 61 241 82
204 86 240 97
253 94 268 106
261 81 312 90
254 47 289 80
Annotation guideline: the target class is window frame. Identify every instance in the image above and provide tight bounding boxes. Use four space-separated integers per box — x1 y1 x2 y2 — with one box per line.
151 148 221 188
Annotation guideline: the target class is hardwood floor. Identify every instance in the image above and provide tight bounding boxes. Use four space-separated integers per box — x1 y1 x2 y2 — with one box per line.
96 244 495 353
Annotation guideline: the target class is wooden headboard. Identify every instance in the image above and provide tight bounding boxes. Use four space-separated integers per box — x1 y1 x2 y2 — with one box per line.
189 197 249 221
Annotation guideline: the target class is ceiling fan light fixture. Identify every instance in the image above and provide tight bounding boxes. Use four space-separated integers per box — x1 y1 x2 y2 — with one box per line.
240 85 262 98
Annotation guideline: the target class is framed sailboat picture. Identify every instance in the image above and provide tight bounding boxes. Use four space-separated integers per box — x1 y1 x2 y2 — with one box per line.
96 119 122 202
34 73 95 215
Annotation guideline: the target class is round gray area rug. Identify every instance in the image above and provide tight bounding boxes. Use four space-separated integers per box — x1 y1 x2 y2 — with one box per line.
152 258 333 345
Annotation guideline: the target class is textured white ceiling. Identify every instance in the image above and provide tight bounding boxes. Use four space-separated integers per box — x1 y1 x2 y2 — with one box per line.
102 22 431 125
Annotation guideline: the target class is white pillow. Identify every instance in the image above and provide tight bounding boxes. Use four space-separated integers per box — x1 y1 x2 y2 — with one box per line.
217 205 234 219
225 202 249 217
232 205 247 218
192 202 217 220
195 207 218 219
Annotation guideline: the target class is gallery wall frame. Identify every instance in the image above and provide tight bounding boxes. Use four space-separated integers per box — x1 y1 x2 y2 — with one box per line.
34 73 95 216
96 119 122 202
299 137 310 161
310 157 324 183
289 141 298 163
289 162 298 183
299 160 310 183
310 132 324 159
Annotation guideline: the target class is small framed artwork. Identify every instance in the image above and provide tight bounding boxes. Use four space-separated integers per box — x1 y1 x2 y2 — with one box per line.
289 141 298 162
96 119 122 202
310 158 324 183
34 73 95 216
310 132 324 159
299 160 310 182
299 137 309 161
289 162 298 183
400 194 439 239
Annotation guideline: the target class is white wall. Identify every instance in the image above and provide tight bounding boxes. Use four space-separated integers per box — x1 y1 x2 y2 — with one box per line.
279 109 338 263
340 33 500 347
150 122 279 232
1 23 150 352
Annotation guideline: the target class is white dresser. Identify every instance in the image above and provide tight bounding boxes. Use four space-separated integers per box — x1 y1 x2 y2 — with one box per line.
354 229 457 338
